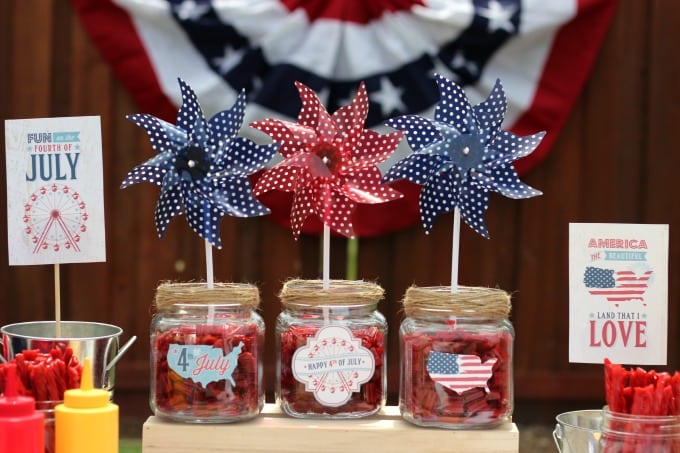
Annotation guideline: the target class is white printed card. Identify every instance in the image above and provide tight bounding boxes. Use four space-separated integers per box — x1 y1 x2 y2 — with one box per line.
569 223 668 365
5 116 106 265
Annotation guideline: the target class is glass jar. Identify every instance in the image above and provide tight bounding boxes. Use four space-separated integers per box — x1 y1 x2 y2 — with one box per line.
150 282 264 423
600 406 680 452
276 279 387 418
399 285 514 429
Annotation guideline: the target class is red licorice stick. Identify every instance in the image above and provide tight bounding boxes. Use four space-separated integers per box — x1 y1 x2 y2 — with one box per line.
279 325 385 415
0 348 82 453
153 324 260 418
603 360 680 452
0 348 82 401
402 329 512 425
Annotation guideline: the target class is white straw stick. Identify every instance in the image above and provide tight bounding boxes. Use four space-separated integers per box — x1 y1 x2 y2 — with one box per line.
205 239 215 325
451 207 460 293
323 224 330 289
205 239 214 289
54 264 61 337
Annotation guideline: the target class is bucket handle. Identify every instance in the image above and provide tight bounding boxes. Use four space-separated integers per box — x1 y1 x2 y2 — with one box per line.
553 424 564 452
0 336 137 370
106 335 137 371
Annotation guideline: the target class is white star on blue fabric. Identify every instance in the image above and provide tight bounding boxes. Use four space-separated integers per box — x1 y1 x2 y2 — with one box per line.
121 78 278 248
382 74 544 237
477 0 518 33
372 76 407 116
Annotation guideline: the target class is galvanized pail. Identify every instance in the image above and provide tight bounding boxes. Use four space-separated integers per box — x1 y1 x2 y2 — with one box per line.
553 409 602 453
1 320 123 394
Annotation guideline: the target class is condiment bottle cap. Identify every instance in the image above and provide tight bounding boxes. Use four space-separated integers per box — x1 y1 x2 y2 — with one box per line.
0 363 36 417
63 357 109 408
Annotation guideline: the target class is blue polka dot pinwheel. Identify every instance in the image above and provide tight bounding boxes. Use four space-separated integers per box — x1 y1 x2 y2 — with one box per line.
121 78 278 283
382 74 545 289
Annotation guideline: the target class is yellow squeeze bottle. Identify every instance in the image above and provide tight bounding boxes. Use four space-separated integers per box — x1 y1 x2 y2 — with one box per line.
55 357 118 453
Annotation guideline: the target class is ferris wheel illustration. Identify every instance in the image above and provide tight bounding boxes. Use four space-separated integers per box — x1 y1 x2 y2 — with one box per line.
23 184 88 253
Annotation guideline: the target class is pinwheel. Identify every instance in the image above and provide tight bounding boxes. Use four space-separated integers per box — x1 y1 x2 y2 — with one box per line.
122 78 278 289
383 74 544 288
251 81 403 285
122 78 278 249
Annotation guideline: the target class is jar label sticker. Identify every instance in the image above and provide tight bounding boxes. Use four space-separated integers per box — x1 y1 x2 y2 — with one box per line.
167 342 243 387
292 325 375 407
426 351 497 394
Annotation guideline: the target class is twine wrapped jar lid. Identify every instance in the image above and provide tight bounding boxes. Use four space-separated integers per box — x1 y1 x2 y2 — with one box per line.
279 279 384 308
403 285 511 318
154 282 260 310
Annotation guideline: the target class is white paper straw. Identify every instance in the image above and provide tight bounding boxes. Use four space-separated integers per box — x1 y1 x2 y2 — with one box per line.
205 239 215 324
451 207 460 293
323 224 330 289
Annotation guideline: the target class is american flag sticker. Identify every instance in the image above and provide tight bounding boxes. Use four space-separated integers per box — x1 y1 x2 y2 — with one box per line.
426 351 497 394
583 266 653 306
569 223 668 365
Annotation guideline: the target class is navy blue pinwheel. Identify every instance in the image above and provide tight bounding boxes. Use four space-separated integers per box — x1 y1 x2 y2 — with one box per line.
121 78 278 248
382 74 544 238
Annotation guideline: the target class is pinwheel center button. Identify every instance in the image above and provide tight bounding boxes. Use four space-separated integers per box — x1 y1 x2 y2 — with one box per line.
310 142 343 173
447 133 484 170
177 145 210 180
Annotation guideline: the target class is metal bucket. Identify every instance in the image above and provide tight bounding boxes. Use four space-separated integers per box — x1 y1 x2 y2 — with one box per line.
1 320 123 394
553 409 603 453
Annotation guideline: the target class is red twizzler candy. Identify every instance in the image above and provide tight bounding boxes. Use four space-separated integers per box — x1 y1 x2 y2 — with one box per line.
278 325 385 417
0 347 83 401
152 325 262 421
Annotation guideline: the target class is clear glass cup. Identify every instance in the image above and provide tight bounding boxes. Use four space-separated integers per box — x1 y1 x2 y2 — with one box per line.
600 405 680 452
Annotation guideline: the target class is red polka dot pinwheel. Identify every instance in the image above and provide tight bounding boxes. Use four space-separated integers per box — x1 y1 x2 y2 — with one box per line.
251 81 403 239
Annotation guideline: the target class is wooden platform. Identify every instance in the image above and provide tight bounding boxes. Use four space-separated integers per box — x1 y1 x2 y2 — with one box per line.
142 404 519 452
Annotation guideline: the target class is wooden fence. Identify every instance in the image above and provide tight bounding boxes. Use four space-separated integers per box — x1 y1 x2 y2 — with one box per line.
1 0 679 404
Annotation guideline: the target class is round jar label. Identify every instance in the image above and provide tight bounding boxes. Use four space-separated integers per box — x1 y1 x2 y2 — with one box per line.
292 325 375 407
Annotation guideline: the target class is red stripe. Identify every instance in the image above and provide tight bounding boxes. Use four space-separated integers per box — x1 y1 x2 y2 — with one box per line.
278 0 424 24
512 0 618 175
71 0 177 123
589 290 646 295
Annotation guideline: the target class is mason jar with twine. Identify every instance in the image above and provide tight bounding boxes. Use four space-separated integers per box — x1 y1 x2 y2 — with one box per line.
402 285 511 319
150 281 265 423
154 281 260 312
276 279 387 418
399 285 515 429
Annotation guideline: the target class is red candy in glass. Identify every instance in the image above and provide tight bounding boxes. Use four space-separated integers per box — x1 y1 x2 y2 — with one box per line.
276 279 387 418
278 324 385 416
400 328 512 427
399 285 514 429
152 324 262 421
601 360 680 452
150 282 265 423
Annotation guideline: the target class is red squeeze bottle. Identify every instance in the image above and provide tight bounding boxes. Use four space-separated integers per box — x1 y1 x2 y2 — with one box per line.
0 363 44 453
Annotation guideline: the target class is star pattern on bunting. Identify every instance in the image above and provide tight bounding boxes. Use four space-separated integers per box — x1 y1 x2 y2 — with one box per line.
251 81 404 239
382 74 544 237
121 78 278 248
160 0 524 123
